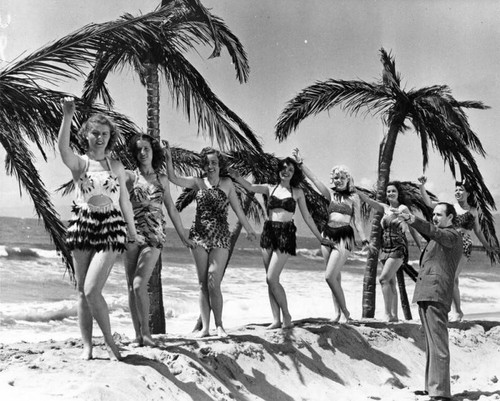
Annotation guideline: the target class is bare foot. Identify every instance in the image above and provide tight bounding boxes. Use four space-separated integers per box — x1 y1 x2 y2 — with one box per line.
195 330 210 338
330 315 341 324
217 326 229 338
105 341 122 361
267 322 282 330
142 335 156 347
449 312 463 322
282 322 295 330
132 336 143 347
80 346 93 360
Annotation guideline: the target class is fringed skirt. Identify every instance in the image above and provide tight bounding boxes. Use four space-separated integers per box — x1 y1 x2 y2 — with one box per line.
260 220 297 256
66 202 127 253
322 224 355 251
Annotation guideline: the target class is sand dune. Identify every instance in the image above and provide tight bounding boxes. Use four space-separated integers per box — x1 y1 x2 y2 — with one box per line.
0 318 499 401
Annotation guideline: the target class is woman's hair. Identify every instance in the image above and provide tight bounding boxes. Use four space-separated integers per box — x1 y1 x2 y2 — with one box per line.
77 114 119 153
277 157 304 187
385 181 407 206
330 165 355 193
199 147 228 176
128 133 165 171
455 180 476 206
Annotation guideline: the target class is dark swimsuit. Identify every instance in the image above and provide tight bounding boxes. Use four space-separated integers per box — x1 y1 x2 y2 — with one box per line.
260 186 297 255
322 191 355 251
379 212 408 264
189 182 231 253
129 170 166 249
455 211 475 259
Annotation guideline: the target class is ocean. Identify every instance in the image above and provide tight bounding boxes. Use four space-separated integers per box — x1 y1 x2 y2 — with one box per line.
1 216 499 344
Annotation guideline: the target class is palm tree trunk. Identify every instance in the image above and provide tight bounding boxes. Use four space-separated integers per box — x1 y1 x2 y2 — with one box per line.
362 119 403 318
144 61 166 334
396 267 412 320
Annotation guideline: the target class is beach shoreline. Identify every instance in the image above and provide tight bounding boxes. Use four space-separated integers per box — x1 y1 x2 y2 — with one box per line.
1 318 499 401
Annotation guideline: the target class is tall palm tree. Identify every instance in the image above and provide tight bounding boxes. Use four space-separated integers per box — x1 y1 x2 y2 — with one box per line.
275 48 498 318
81 1 263 333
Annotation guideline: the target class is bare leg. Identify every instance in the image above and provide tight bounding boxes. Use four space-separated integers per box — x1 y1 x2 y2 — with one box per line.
73 250 94 360
124 244 142 345
379 257 403 322
266 251 292 329
261 248 281 329
131 247 161 346
207 248 229 337
450 258 466 322
191 247 211 337
83 250 121 360
322 245 351 322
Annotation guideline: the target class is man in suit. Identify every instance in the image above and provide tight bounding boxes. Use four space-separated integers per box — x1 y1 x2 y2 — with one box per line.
399 202 463 401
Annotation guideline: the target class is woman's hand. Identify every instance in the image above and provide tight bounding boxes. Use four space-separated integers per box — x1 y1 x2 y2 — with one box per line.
61 97 76 116
182 237 195 249
320 237 334 247
417 175 427 186
127 234 145 247
162 140 172 160
246 229 257 241
227 167 241 179
292 148 304 166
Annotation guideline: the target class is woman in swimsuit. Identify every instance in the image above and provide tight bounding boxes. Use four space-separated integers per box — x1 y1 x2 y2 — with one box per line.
58 97 142 360
164 144 257 337
418 176 498 321
229 158 332 329
358 181 423 322
293 149 369 323
124 134 193 347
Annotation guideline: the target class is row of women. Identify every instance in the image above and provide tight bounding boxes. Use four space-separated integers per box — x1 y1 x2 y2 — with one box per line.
58 100 497 361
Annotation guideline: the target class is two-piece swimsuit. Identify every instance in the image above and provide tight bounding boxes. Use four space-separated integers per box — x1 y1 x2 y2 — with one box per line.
66 155 127 252
379 209 408 264
322 190 355 251
129 169 167 249
454 210 475 259
260 186 297 255
189 181 231 253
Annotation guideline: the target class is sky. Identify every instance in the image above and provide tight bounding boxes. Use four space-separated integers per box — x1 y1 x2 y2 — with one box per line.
1 0 499 225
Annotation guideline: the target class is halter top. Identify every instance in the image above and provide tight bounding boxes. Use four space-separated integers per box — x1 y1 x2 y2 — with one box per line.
455 210 475 231
129 169 164 207
75 156 120 204
267 186 296 213
327 190 353 216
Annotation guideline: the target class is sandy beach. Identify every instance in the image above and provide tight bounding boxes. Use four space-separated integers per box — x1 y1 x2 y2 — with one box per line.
1 318 499 401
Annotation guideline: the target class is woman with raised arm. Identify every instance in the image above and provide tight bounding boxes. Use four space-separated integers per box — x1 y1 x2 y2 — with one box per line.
292 149 369 323
418 176 498 322
124 134 193 347
358 181 423 322
164 143 257 338
58 97 142 360
229 158 332 329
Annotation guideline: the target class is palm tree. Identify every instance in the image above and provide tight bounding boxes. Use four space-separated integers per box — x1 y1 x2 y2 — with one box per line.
275 48 499 318
81 1 263 333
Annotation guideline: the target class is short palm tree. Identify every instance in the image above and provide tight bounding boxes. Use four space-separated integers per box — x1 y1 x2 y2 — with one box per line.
275 48 498 318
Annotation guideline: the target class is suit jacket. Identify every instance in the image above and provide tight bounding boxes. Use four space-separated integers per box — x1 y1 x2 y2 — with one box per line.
410 217 463 311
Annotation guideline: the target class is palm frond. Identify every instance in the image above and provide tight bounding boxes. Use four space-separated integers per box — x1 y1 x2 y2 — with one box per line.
275 80 393 140
1 129 74 279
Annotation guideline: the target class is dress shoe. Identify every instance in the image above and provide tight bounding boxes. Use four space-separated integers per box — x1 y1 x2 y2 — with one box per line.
413 390 428 395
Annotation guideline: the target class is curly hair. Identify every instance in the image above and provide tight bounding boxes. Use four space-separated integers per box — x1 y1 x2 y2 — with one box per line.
330 165 355 193
77 114 119 153
455 180 476 207
385 181 408 206
199 147 228 176
128 134 165 171
277 157 304 187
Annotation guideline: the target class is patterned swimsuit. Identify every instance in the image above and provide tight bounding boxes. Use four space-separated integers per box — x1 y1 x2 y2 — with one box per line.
455 210 475 259
322 191 355 251
66 156 127 252
129 170 166 248
379 211 408 264
189 183 230 252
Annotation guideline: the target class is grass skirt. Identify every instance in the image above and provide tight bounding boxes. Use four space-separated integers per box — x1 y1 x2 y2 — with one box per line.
66 202 127 253
260 220 297 256
322 224 355 251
